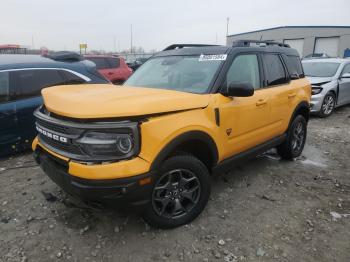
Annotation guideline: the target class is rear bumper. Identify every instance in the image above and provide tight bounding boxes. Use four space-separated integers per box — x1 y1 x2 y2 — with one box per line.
34 148 154 206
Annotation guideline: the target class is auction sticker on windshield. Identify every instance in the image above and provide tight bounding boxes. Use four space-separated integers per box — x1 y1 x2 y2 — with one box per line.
199 54 227 61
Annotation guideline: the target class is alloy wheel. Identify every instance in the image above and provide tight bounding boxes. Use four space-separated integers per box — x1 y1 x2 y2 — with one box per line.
152 169 201 219
322 95 335 115
291 121 305 153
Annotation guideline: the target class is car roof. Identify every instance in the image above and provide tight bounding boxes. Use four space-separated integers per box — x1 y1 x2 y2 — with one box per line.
0 54 91 71
302 58 349 64
153 44 299 57
85 55 118 58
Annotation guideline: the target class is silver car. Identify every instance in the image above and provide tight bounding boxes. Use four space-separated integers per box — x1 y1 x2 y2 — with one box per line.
302 58 350 117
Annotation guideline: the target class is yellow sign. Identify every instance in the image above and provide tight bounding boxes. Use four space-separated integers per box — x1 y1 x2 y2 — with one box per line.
79 44 87 49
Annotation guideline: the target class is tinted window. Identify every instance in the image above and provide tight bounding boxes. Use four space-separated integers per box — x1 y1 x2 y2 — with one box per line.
226 54 260 89
264 54 288 86
106 57 120 68
302 62 340 77
284 55 304 78
0 72 10 103
14 69 65 99
61 70 86 84
87 57 109 69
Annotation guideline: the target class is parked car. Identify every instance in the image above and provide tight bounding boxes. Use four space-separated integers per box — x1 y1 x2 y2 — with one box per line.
85 55 133 84
302 58 350 117
303 53 331 60
33 41 310 228
127 57 149 71
0 53 109 156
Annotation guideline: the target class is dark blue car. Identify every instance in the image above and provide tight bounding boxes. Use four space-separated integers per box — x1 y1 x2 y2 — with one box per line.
0 53 109 156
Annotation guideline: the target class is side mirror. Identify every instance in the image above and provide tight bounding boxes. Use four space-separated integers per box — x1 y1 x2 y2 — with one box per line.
290 73 300 80
223 81 255 97
341 72 350 79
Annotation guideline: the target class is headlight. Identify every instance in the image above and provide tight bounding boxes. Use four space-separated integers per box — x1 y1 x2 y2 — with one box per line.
75 131 134 157
311 86 323 95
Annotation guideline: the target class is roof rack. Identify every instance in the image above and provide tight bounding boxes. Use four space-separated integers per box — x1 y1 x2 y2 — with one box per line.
163 44 219 51
44 51 83 62
232 40 290 48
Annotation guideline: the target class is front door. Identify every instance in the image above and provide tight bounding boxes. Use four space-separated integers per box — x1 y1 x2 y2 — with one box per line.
218 53 272 159
0 71 19 155
338 63 350 105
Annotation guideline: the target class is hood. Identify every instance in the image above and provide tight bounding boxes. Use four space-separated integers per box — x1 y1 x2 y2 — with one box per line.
42 84 210 119
306 76 334 85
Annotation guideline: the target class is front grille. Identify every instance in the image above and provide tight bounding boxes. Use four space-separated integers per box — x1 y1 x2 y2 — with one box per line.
39 135 82 155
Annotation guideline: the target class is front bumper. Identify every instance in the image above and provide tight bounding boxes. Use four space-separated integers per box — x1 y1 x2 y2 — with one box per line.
310 93 324 113
33 144 154 206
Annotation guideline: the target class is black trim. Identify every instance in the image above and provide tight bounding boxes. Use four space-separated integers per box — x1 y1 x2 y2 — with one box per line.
214 108 220 126
212 134 286 175
288 101 310 127
150 131 219 170
163 44 220 51
34 148 154 206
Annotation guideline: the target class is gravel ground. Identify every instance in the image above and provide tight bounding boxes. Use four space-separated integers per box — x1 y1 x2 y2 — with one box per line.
1 106 349 262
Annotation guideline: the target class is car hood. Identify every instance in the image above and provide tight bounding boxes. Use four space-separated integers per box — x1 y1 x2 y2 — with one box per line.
42 84 210 119
306 76 334 85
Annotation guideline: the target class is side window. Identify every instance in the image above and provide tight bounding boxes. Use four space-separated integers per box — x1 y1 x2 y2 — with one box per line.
0 72 10 103
342 64 350 75
263 54 288 86
106 57 120 68
14 69 66 99
226 54 261 89
61 70 86 84
88 57 109 69
284 55 305 78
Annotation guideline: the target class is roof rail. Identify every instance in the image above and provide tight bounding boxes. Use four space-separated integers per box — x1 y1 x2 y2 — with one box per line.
163 44 219 51
44 51 83 62
232 40 290 48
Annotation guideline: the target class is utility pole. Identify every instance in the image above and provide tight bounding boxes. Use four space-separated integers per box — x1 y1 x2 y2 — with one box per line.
31 35 35 49
226 17 229 37
113 36 116 53
130 24 133 53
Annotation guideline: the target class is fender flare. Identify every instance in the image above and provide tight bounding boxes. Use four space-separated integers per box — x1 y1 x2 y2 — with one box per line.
288 101 310 129
150 131 219 170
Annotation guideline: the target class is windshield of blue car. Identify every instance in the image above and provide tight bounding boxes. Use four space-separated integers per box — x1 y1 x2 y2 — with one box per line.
124 55 224 94
302 62 340 77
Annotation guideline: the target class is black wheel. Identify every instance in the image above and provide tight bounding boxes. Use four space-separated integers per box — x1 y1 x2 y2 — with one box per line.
142 155 210 229
319 93 336 117
277 115 307 160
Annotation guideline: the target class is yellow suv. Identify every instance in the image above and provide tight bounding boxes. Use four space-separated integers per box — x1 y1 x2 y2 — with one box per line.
33 41 311 228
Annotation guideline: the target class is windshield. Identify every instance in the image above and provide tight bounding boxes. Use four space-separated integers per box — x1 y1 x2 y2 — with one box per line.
124 55 223 93
302 62 340 77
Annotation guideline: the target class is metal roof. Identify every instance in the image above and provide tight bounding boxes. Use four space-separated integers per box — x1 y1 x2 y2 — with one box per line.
227 25 350 37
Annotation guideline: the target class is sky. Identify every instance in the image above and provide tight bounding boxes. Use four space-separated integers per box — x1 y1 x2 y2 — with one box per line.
0 0 349 52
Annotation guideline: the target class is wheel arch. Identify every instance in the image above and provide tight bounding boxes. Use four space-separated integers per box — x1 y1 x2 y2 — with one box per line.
150 131 219 171
288 101 310 129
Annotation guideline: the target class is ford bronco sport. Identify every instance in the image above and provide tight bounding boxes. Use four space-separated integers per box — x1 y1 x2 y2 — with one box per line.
33 41 311 228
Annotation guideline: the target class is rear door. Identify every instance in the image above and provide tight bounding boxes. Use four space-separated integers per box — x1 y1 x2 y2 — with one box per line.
106 57 123 83
87 57 112 81
262 53 297 136
0 71 19 154
12 69 66 146
338 63 350 105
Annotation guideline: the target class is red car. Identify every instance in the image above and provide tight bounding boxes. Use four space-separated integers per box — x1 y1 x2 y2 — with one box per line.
85 55 133 84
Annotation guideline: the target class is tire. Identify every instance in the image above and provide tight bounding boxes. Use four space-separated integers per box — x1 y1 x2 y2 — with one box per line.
277 115 307 160
319 92 336 118
142 155 211 229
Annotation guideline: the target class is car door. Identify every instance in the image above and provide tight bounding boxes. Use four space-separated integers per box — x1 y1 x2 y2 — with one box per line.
89 57 113 81
12 69 66 147
0 71 20 155
106 57 122 83
218 53 272 158
338 63 350 105
263 53 298 137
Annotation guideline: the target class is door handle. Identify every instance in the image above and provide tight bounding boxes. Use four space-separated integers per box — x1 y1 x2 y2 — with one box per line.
288 93 296 99
256 99 267 106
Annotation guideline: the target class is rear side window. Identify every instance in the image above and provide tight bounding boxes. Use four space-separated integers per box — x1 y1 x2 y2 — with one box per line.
283 55 304 78
61 70 86 84
0 72 10 103
106 57 120 68
263 54 288 86
13 69 66 99
87 57 109 69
